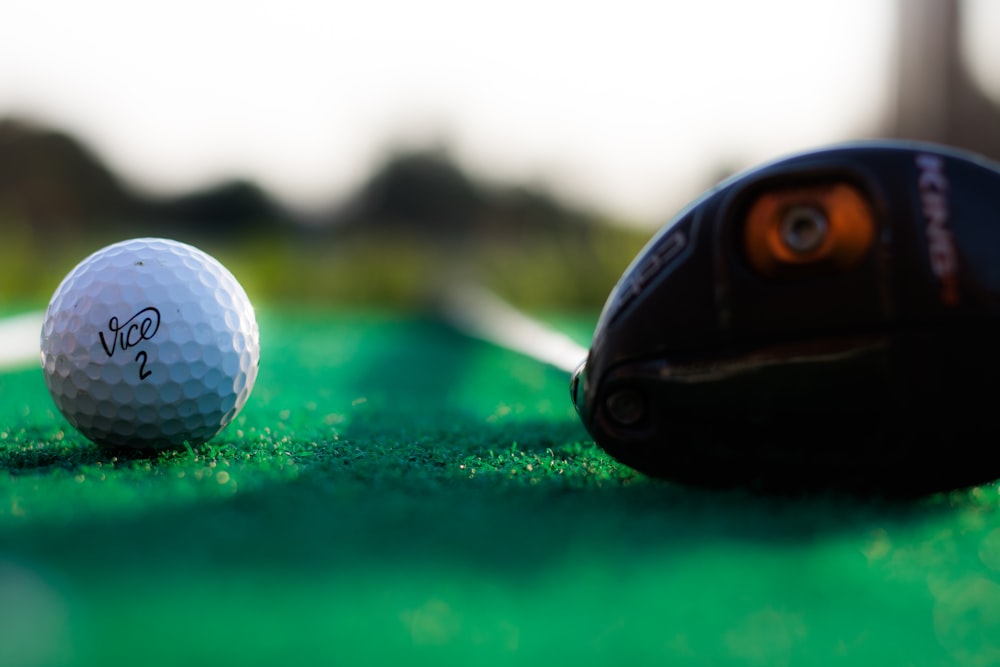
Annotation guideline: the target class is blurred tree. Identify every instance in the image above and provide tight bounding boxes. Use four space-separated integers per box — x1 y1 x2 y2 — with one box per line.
0 116 293 243
337 148 485 234
141 179 290 238
0 118 139 233
333 147 600 239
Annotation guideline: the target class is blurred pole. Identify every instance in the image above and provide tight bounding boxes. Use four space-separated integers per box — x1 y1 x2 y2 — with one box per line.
892 0 1000 160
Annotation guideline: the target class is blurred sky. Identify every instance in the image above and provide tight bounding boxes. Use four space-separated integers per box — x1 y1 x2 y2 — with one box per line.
1 0 999 225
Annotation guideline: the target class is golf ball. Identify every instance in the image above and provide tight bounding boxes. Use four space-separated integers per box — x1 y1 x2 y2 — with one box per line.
40 238 260 449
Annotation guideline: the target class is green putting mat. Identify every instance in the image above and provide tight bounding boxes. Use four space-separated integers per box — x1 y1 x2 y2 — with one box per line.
1 309 998 666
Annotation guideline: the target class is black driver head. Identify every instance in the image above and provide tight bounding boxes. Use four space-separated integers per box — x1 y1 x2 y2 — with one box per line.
572 140 1000 494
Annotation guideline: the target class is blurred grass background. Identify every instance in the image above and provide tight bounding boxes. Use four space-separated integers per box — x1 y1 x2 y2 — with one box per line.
0 224 651 313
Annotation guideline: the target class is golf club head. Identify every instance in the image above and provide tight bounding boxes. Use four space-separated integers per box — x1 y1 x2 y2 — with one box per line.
572 141 1000 494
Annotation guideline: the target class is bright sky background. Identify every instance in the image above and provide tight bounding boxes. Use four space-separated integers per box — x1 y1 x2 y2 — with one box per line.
0 0 997 225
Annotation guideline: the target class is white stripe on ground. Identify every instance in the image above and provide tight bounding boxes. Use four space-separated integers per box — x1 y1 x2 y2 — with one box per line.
441 285 588 374
7 293 589 375
0 311 43 370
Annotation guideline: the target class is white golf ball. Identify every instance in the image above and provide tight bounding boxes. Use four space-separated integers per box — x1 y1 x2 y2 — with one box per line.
40 238 260 450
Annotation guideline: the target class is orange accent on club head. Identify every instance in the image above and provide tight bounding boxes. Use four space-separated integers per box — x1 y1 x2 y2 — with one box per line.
744 182 875 278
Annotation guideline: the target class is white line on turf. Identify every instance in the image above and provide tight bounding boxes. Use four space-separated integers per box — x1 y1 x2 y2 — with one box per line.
440 285 588 374
0 311 43 370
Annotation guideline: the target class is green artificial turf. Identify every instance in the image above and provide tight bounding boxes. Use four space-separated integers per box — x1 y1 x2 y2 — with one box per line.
1 308 999 667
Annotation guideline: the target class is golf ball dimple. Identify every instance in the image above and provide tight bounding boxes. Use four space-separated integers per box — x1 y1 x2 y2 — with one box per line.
40 237 260 450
